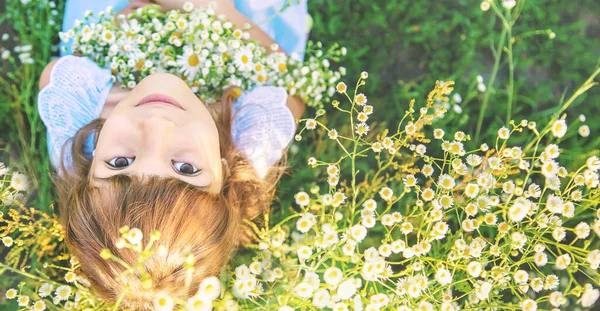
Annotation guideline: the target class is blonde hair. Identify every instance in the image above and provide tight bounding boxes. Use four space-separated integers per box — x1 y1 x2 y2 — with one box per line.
55 89 282 309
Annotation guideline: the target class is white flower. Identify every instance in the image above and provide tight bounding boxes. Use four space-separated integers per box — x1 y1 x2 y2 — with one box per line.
355 123 370 136
475 281 492 300
477 82 486 92
154 292 174 311
551 120 567 138
355 93 367 105
555 253 571 270
498 127 510 139
186 296 212 311
350 224 367 242
508 197 531 222
467 261 482 278
379 187 393 201
38 283 54 298
296 213 315 233
198 276 221 301
579 125 590 137
579 284 600 308
176 47 202 81
587 249 600 269
126 228 143 245
233 47 253 71
32 300 46 311
328 129 339 140
587 156 600 171
294 282 314 298
312 289 331 308
435 268 452 285
480 1 491 11
549 291 566 307
521 298 537 311
336 82 347 93
324 267 343 285
306 119 317 130
182 1 194 12
17 295 29 307
2 236 13 247
297 245 313 260
337 279 358 300
5 289 17 299
10 172 29 191
54 286 71 301
438 174 456 190
405 122 417 135
295 192 310 206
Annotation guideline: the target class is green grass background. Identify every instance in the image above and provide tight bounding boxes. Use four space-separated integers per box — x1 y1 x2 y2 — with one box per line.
0 0 599 243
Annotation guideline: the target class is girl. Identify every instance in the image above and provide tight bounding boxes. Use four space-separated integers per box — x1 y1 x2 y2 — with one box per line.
38 0 308 308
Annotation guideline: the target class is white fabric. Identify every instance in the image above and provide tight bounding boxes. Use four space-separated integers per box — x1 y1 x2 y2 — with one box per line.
232 86 295 178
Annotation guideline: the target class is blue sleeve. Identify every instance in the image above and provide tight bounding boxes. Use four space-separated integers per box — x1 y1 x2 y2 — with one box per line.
234 0 310 59
232 86 295 178
38 56 113 169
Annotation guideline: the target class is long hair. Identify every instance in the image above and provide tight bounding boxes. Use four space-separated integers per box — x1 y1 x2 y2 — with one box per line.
55 88 283 309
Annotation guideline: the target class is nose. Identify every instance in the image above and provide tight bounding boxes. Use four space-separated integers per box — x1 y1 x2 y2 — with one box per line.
141 116 174 153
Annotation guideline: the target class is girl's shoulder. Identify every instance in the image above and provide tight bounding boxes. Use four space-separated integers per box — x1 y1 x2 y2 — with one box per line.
38 55 113 168
232 86 296 178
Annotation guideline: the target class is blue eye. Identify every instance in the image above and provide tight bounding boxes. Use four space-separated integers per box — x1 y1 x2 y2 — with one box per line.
172 161 200 176
106 157 134 169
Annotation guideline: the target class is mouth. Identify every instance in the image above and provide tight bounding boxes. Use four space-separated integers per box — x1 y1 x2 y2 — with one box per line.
136 94 184 110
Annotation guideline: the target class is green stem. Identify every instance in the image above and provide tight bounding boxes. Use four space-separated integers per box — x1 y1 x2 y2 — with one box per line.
475 25 507 143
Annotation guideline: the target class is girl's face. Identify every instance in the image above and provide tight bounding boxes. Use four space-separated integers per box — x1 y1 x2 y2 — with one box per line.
91 73 222 193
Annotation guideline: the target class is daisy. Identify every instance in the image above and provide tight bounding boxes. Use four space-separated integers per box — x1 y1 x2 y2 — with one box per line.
2 236 13 247
551 120 567 138
5 289 17 299
55 286 71 301
233 47 253 71
10 172 29 191
154 292 174 311
336 82 347 93
328 129 339 140
198 276 221 301
186 296 212 311
126 228 143 245
355 123 370 136
355 93 367 105
176 47 202 81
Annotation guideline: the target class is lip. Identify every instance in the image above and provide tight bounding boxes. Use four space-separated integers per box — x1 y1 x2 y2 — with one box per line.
136 94 184 110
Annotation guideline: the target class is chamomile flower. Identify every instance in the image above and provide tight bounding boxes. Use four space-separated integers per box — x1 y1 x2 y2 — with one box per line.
551 120 567 138
153 292 174 311
176 47 202 81
355 93 367 105
234 47 253 71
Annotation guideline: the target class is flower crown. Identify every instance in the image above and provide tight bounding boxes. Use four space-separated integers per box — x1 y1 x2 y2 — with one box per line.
59 3 346 108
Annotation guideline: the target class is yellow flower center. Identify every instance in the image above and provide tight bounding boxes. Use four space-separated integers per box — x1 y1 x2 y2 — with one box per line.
241 55 249 64
278 63 287 72
188 55 200 67
158 298 167 306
